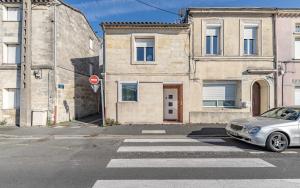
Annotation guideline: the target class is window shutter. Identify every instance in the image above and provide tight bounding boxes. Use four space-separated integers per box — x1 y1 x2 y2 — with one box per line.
3 6 7 21
7 7 20 21
295 87 300 105
3 44 7 64
135 38 154 47
244 27 256 39
3 89 16 109
295 39 300 59
7 45 17 64
203 82 236 101
206 28 218 36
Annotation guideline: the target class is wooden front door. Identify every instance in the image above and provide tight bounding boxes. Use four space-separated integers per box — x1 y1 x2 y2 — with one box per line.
252 82 261 116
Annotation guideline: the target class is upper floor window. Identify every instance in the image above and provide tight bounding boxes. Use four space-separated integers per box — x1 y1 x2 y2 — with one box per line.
3 7 21 21
3 44 21 64
295 38 300 59
244 27 257 55
135 38 154 62
206 27 220 55
296 24 300 33
89 38 94 50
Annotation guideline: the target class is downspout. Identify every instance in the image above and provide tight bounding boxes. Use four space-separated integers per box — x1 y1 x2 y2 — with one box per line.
53 2 59 124
273 11 279 107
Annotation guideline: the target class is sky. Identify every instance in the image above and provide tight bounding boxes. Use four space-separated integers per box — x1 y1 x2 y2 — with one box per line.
63 0 300 36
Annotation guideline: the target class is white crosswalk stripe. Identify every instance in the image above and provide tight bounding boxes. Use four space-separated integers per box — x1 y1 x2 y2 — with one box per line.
141 130 166 134
123 138 225 143
93 179 300 188
106 158 275 168
117 145 244 152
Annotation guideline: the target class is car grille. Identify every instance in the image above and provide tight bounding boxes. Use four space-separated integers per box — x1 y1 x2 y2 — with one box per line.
230 124 243 131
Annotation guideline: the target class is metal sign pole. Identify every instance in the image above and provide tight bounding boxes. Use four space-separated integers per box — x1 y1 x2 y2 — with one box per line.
100 79 105 127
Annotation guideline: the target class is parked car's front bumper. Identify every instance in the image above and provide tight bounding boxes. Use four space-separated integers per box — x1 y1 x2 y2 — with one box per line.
225 126 267 147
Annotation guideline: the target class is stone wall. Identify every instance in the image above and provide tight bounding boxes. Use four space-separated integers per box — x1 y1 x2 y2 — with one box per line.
55 4 100 123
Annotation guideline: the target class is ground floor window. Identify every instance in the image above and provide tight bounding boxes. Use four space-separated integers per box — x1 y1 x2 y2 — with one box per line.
119 81 138 102
295 86 300 105
203 81 237 107
3 88 20 109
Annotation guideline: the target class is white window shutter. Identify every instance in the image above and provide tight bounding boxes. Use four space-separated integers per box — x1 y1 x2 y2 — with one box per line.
135 38 154 47
295 40 300 59
7 7 20 21
244 27 256 39
206 28 218 36
3 44 7 64
2 6 7 21
7 45 17 64
203 82 236 101
3 89 17 109
295 87 300 105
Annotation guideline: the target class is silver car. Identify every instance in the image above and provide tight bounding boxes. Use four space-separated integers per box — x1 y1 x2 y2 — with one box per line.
226 106 300 152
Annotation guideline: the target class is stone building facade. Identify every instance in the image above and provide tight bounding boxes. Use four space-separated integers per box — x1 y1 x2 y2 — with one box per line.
276 9 300 107
0 0 100 126
102 8 277 124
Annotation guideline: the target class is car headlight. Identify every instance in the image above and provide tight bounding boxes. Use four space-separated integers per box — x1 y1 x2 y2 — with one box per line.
248 127 261 135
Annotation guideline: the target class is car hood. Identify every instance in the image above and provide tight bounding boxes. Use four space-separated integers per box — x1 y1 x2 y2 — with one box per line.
230 116 294 129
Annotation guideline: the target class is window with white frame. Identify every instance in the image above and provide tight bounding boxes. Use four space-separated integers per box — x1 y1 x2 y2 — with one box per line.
295 38 300 59
244 27 257 55
135 38 154 62
296 24 300 33
89 38 94 50
3 7 21 21
206 27 220 55
3 88 20 109
3 44 21 64
119 82 138 102
203 81 237 107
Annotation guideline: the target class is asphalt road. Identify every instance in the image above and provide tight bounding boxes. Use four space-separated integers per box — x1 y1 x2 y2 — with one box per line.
1 135 300 188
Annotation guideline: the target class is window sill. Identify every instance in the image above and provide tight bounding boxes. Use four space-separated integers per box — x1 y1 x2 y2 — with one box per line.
0 64 20 70
203 106 239 109
2 20 21 23
118 101 138 103
132 61 157 65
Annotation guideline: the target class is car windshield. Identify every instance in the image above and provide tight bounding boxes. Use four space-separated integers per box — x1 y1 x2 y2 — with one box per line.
260 107 300 121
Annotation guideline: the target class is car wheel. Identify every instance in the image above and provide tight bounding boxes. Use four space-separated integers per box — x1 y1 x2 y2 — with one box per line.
266 132 289 152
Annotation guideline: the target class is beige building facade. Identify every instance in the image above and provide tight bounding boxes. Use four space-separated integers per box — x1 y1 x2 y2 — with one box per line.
0 0 100 126
102 8 277 124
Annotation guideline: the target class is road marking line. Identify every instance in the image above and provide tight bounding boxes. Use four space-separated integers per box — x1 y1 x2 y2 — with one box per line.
92 179 300 188
249 151 265 154
54 135 91 139
142 130 166 134
0 137 43 140
117 146 244 152
107 158 275 168
123 138 225 143
282 151 298 154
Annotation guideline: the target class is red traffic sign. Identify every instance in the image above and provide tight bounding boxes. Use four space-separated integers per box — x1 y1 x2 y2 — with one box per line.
89 75 100 85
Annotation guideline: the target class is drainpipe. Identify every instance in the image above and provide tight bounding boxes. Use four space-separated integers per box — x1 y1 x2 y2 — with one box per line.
273 11 278 107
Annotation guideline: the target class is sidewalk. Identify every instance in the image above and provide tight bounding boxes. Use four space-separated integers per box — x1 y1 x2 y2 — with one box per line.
0 123 227 138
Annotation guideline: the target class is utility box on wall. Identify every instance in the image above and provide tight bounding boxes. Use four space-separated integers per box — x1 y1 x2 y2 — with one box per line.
32 111 47 126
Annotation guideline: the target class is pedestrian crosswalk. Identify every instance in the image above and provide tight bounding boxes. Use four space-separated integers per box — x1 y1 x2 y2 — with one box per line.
92 137 300 188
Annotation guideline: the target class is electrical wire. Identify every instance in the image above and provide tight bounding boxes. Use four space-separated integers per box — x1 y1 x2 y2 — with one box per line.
134 0 180 16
